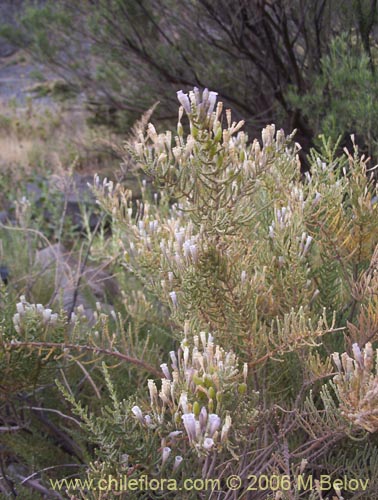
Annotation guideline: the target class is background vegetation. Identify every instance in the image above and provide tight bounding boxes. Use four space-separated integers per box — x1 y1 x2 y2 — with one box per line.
3 0 378 159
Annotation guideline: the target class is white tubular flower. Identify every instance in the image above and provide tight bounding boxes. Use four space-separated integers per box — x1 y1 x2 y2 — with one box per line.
184 366 194 386
162 447 171 465
276 128 285 145
194 351 205 372
192 87 200 105
77 304 85 315
262 125 273 147
159 379 172 405
93 173 100 188
207 414 221 437
131 406 144 425
148 379 158 406
221 415 232 442
168 430 182 440
183 346 189 370
203 437 215 450
332 352 341 372
182 413 197 442
16 302 24 315
177 90 191 114
160 363 171 380
50 313 58 325
364 342 374 371
179 392 189 413
169 291 178 308
189 244 198 262
195 419 202 439
241 270 247 283
243 362 248 383
174 230 185 246
352 343 363 368
303 235 313 256
149 220 158 232
12 313 20 332
173 456 183 471
169 351 178 370
185 135 195 156
144 415 153 427
147 123 158 141
207 91 218 115
174 253 182 267
199 406 208 431
199 331 207 349
42 308 52 322
172 146 182 160
120 453 129 467
202 88 209 105
184 320 190 339
183 240 191 258
313 191 321 206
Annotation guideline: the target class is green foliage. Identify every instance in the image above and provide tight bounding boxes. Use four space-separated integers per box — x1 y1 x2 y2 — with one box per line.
287 33 378 158
85 89 378 497
4 88 378 498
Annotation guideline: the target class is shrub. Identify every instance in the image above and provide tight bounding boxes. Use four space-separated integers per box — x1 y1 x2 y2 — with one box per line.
3 88 378 498
286 33 378 160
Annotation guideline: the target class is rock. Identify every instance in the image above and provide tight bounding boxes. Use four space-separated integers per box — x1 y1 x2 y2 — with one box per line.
25 173 104 233
0 265 9 284
34 243 119 322
0 39 17 58
0 210 11 224
60 174 103 232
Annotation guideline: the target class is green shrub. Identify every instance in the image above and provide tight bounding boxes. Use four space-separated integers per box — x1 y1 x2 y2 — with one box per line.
286 33 378 160
3 88 378 498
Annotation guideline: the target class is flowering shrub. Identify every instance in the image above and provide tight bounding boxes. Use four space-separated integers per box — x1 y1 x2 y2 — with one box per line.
333 342 378 433
131 328 253 457
4 87 378 498
12 295 60 333
94 87 378 497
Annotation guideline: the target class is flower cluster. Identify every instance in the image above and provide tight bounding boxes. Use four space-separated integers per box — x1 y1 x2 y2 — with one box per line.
332 342 378 432
131 327 249 455
269 203 313 261
13 296 59 334
177 87 218 119
269 206 293 238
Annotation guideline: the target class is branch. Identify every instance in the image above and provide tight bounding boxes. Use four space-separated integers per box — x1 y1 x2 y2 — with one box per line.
4 341 162 378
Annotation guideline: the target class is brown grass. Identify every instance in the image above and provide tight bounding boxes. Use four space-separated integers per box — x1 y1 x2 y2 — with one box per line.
0 98 121 182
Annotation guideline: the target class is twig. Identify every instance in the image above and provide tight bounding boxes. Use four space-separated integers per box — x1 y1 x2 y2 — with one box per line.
5 340 162 377
0 458 17 498
14 474 64 499
18 406 82 426
68 213 105 319
20 463 86 485
71 358 101 399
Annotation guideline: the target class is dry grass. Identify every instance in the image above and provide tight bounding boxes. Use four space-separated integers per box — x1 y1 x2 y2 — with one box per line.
0 98 121 182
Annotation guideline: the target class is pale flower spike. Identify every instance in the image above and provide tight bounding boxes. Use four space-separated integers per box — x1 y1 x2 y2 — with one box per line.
177 90 191 114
